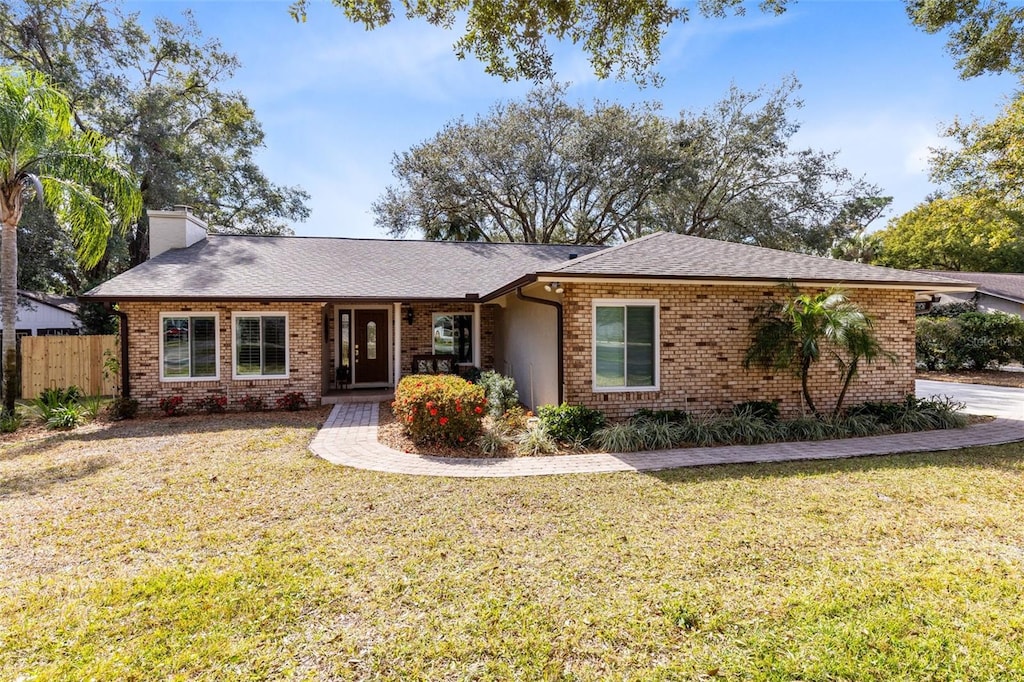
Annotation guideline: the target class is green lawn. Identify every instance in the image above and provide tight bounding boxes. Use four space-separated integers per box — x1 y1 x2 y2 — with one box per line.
2 410 1024 680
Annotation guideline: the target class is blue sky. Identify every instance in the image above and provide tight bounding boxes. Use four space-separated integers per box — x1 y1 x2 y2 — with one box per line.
129 0 1017 239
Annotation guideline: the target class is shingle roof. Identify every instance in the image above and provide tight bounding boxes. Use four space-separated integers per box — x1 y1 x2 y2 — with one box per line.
17 290 78 314
83 236 603 301
544 232 974 288
920 270 1024 304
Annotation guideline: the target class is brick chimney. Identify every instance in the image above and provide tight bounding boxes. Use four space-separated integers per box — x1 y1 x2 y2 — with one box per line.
148 206 208 259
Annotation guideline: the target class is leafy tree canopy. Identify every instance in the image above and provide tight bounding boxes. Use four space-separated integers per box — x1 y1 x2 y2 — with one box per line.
292 0 1019 83
291 0 789 85
930 89 1024 202
907 0 1024 79
873 194 1024 271
376 80 889 251
651 78 888 253
0 0 310 284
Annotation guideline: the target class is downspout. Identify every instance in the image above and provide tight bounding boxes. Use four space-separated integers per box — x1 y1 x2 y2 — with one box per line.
105 303 130 398
515 286 563 405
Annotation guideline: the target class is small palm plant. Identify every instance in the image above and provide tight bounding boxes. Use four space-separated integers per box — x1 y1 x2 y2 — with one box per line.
744 286 890 416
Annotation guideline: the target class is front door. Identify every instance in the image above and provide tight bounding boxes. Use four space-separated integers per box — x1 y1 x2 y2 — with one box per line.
353 309 389 384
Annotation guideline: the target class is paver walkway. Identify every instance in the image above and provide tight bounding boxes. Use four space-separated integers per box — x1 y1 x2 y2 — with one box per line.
310 395 1024 478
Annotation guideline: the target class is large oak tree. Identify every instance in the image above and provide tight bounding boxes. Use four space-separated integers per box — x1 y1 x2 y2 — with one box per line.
377 81 889 251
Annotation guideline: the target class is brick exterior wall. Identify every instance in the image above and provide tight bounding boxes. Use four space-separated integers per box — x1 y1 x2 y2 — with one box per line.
562 283 916 420
121 301 324 410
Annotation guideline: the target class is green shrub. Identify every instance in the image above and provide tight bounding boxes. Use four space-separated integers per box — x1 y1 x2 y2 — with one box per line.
0 408 23 433
478 428 512 456
31 385 83 422
276 392 308 411
915 316 959 370
477 370 519 417
79 395 105 419
237 395 265 412
537 403 606 445
778 415 833 441
158 395 185 416
732 400 780 423
635 419 682 450
952 312 1024 369
393 374 486 446
46 403 87 430
925 299 976 318
917 311 1024 370
595 423 645 452
516 422 558 455
632 407 689 424
716 411 776 444
846 395 968 433
196 395 228 414
107 396 139 421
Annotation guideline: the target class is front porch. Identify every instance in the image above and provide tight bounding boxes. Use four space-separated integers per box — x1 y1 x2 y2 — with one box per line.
325 301 498 396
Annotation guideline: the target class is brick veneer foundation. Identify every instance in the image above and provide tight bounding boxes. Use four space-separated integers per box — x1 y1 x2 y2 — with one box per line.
121 301 324 410
562 283 916 420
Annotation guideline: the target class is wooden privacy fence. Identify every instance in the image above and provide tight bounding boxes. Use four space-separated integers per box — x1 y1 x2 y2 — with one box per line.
20 335 119 399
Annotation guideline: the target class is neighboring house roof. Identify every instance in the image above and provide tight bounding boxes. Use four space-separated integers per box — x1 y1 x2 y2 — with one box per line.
920 270 1024 305
18 290 79 315
542 232 974 289
83 236 603 302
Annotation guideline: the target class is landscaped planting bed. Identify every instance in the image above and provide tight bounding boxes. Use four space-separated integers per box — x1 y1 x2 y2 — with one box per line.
2 409 1023 679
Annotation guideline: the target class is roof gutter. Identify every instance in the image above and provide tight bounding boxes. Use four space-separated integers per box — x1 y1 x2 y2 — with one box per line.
516 285 563 405
530 273 977 293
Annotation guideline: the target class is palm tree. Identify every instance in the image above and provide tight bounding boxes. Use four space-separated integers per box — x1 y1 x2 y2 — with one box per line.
744 287 883 416
0 69 140 413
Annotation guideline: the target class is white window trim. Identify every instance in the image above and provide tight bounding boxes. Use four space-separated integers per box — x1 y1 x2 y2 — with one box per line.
591 298 660 393
232 311 290 380
159 312 220 382
431 311 476 365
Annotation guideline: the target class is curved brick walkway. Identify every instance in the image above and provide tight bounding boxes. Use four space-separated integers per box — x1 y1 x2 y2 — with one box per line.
309 400 1024 478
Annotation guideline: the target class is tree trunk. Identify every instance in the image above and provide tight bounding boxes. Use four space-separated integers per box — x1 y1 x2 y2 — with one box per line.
1 216 19 413
800 356 817 416
833 358 859 417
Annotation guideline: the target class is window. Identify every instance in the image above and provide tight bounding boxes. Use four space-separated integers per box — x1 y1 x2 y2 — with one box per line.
233 313 288 378
160 314 218 380
432 313 473 363
593 301 657 390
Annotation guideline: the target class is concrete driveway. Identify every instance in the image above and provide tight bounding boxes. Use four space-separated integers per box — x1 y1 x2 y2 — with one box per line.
917 380 1024 420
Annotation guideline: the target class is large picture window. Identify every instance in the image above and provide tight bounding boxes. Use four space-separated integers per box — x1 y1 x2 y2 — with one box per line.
593 301 657 390
432 313 473 364
233 313 288 378
161 314 218 380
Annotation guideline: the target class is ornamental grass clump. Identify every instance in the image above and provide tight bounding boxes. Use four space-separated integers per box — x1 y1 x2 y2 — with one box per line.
393 374 487 446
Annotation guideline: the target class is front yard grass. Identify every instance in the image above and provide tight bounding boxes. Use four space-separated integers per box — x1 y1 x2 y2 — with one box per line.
2 408 1023 680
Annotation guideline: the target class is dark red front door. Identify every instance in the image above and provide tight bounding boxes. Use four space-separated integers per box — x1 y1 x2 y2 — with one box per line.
354 309 389 383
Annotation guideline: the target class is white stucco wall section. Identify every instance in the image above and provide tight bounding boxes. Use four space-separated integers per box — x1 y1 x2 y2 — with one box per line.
495 292 559 410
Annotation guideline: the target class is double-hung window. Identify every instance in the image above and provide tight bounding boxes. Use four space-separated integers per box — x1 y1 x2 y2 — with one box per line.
233 312 288 378
593 300 658 390
161 314 218 380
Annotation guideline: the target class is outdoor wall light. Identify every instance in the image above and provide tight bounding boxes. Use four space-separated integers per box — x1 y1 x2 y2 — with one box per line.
543 281 565 294
404 307 415 325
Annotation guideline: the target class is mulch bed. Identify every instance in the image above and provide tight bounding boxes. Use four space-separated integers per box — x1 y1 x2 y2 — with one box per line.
917 369 1024 389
